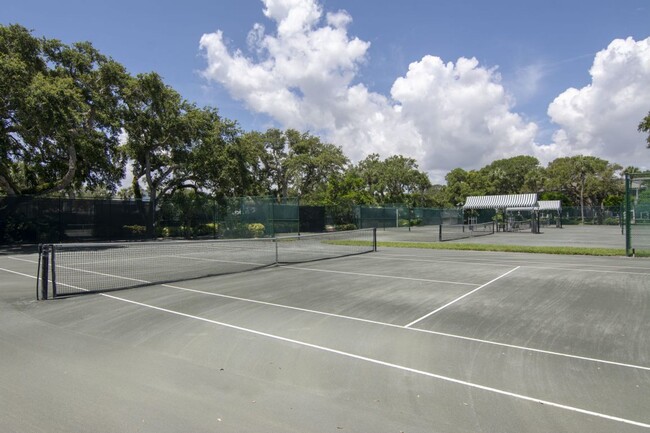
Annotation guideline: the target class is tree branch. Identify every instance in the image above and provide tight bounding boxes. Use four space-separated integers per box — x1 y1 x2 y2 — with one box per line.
35 144 77 195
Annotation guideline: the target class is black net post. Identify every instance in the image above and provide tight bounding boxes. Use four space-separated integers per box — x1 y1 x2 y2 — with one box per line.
40 245 50 300
36 244 42 300
373 227 378 251
51 246 57 298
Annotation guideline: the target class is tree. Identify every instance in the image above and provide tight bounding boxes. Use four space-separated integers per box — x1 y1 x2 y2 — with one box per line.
185 109 258 200
122 72 196 234
479 156 541 195
546 156 621 223
380 155 431 205
254 129 348 203
523 166 546 194
322 169 374 224
443 168 486 207
639 111 650 147
355 154 431 205
356 153 383 203
284 129 348 202
0 24 128 196
254 129 290 199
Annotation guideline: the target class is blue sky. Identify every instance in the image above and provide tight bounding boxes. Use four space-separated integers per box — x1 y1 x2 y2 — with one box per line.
4 0 650 181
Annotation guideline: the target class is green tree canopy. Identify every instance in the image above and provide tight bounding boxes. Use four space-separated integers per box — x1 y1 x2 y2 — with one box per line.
354 154 431 205
250 128 348 203
545 155 622 222
122 72 201 233
479 155 541 195
0 24 129 196
184 108 257 200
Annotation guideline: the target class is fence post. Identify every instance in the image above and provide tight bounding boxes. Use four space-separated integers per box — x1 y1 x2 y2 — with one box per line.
625 174 632 256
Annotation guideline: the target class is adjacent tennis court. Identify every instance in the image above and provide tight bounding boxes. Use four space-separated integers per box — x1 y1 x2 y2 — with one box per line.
1 236 649 432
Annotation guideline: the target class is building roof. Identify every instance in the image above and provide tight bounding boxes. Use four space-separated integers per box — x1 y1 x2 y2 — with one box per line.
463 194 537 210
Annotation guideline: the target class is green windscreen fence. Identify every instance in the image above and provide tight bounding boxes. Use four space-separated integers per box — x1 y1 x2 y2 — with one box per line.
626 173 650 256
159 196 299 239
0 195 300 245
355 206 461 229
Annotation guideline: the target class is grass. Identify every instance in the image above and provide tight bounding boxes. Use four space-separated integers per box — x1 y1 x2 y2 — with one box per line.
329 240 627 256
376 241 626 256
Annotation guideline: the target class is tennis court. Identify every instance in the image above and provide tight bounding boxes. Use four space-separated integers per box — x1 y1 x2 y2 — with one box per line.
1 237 649 432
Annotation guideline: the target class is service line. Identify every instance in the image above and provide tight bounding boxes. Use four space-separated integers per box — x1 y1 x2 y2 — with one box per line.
404 266 520 328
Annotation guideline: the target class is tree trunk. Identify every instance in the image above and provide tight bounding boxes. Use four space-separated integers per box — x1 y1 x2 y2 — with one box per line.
0 174 17 196
33 144 78 196
145 152 156 238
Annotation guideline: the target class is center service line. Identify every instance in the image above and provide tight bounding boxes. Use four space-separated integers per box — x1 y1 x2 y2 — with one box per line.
405 266 520 328
99 291 650 429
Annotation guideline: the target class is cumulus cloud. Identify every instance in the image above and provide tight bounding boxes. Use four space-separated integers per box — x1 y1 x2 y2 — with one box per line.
200 0 650 181
547 37 650 169
390 56 538 172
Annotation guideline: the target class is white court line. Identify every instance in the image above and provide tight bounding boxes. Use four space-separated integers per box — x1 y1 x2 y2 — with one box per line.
405 267 520 328
89 292 650 429
281 265 478 286
5 259 650 373
159 282 650 372
371 253 650 274
0 267 39 279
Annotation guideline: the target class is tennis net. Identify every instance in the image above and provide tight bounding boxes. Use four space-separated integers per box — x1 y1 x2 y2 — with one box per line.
438 221 495 242
37 228 377 299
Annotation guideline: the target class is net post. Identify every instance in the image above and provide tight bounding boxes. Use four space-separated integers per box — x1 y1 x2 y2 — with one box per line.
274 237 279 265
51 245 57 298
372 228 377 252
40 245 50 300
36 244 42 300
438 224 442 242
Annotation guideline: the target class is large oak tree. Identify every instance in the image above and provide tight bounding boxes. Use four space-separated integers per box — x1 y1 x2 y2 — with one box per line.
0 24 128 196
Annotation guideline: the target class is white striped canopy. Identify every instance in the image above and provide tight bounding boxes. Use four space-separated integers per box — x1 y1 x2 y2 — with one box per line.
506 200 562 213
538 200 562 211
463 194 538 210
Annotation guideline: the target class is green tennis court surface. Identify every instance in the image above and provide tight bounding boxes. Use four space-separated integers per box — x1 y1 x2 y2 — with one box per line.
1 241 649 432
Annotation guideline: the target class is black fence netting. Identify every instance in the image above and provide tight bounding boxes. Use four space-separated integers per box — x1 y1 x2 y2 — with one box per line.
0 196 302 245
0 196 151 245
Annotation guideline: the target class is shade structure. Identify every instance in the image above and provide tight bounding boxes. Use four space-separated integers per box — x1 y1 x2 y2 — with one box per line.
538 200 562 212
506 200 562 213
463 194 538 210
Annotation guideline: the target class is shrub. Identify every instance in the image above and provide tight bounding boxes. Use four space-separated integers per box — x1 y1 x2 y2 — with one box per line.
194 223 218 237
335 223 357 231
123 225 146 235
247 223 265 238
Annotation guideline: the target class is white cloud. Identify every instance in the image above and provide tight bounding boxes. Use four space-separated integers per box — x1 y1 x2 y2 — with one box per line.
200 0 650 182
548 37 650 169
390 56 538 172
